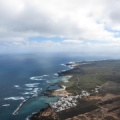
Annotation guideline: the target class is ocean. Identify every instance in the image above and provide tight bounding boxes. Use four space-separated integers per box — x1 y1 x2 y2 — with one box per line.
0 53 107 120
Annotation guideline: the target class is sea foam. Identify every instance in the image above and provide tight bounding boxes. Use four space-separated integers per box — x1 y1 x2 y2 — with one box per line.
2 104 10 107
25 88 33 91
30 74 50 81
24 83 39 87
14 85 21 88
61 64 66 66
4 97 25 101
22 92 35 95
54 73 58 76
30 77 43 81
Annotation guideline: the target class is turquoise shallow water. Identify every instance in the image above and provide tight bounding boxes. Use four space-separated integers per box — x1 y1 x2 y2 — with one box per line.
17 96 59 120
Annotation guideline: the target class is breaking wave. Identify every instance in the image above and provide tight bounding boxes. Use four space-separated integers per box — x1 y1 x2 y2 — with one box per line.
30 75 49 80
24 83 39 87
4 97 25 101
2 104 10 107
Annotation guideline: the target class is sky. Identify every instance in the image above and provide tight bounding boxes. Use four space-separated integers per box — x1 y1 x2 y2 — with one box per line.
0 0 120 56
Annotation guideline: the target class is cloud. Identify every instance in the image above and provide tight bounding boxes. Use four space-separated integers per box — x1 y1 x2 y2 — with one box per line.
0 0 120 55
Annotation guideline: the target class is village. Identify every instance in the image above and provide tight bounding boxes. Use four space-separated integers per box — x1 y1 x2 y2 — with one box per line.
50 90 90 112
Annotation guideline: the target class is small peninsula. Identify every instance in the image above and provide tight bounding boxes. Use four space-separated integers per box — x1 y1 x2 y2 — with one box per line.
29 60 120 120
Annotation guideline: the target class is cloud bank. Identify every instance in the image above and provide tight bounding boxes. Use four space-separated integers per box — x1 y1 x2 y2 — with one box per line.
0 0 120 56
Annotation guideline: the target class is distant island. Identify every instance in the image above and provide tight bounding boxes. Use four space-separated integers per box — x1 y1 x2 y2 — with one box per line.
29 60 120 120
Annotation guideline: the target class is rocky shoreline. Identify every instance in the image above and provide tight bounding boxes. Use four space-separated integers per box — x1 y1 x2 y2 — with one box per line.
29 104 59 120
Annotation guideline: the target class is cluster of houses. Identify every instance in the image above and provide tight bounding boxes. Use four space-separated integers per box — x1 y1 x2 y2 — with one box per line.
92 85 101 93
50 90 90 112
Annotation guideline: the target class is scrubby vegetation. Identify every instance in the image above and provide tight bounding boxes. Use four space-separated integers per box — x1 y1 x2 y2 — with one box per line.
60 60 120 95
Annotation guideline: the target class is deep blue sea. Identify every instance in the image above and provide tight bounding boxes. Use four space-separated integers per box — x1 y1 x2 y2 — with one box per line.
0 53 109 120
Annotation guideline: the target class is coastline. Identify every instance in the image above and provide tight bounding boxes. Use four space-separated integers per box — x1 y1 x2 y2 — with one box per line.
28 62 75 120
13 95 40 115
28 60 120 120
27 103 59 120
28 61 89 120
